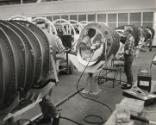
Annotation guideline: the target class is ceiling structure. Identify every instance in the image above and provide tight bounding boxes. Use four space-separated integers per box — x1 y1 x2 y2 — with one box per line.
0 0 58 5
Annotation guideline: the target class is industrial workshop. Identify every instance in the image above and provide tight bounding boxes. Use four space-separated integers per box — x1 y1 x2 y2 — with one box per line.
0 0 156 125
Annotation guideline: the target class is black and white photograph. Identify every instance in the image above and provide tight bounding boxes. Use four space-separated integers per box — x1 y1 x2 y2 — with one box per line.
0 0 156 125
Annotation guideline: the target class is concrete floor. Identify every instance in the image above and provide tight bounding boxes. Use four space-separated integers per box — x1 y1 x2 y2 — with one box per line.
9 48 156 125
49 48 156 125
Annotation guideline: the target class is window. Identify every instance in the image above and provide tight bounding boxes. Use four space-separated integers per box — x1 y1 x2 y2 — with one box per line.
118 13 128 27
88 14 96 22
130 13 141 26
70 15 77 21
143 12 153 22
53 16 60 21
61 15 68 20
97 14 106 22
108 13 116 22
47 16 52 21
143 12 153 27
78 15 86 22
108 13 117 29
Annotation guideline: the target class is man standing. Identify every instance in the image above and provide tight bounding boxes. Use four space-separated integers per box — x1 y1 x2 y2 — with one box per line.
121 27 135 89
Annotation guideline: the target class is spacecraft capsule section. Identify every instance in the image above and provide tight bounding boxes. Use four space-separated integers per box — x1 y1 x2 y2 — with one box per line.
0 20 50 114
76 23 120 66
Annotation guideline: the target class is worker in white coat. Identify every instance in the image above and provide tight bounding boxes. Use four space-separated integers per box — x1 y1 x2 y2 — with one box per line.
38 22 65 83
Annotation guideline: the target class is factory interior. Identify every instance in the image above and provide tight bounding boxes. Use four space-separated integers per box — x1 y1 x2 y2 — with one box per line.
0 0 156 125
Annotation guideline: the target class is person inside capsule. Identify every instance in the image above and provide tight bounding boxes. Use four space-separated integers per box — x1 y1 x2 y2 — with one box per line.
80 28 104 62
80 28 102 95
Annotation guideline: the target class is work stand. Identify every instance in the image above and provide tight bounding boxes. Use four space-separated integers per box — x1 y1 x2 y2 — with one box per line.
137 52 156 92
57 49 73 75
98 59 124 88
1 86 83 125
0 81 55 125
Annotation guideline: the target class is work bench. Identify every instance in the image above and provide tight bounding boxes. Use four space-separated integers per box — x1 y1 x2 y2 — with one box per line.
104 97 156 125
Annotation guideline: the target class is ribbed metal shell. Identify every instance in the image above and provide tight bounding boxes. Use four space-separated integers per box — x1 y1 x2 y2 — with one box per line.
77 23 120 66
0 20 50 114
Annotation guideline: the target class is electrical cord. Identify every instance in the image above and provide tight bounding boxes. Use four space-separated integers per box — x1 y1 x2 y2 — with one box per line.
60 116 84 125
76 53 113 112
83 114 105 124
51 53 107 125
75 52 113 124
18 47 113 125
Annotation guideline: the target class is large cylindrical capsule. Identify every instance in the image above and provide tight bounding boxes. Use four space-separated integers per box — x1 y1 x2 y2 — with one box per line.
0 20 50 114
116 25 155 45
76 23 120 66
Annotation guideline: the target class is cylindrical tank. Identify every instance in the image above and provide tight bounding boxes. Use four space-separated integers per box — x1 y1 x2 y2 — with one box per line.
76 23 120 66
144 27 155 40
116 25 155 46
0 20 50 114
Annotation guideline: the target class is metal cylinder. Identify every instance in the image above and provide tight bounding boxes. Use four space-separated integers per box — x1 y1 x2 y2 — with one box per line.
116 25 155 46
0 20 50 114
76 23 120 66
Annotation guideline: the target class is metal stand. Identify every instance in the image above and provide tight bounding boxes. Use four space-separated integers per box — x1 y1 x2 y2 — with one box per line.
1 81 55 125
137 70 152 92
137 52 156 92
98 63 123 88
65 49 69 74
57 49 71 75
52 114 60 125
